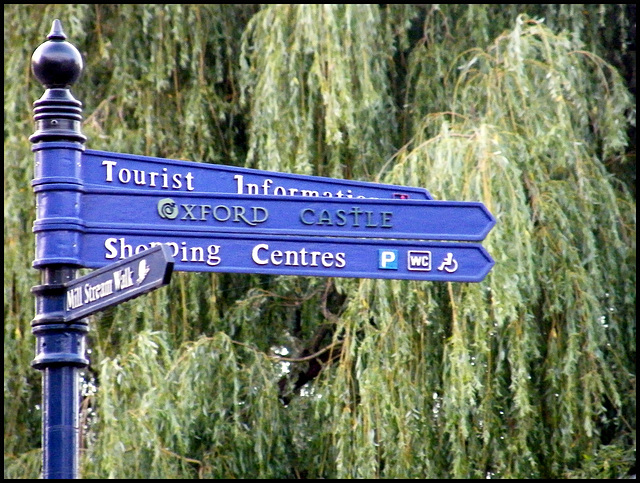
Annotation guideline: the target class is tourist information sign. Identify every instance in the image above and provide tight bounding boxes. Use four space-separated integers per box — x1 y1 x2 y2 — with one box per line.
76 188 496 241
63 244 174 322
79 230 495 282
82 149 433 200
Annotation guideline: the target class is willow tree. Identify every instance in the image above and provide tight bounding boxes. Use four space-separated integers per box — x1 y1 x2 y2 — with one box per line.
4 4 635 479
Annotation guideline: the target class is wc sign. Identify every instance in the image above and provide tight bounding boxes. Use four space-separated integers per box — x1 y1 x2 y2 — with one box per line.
379 249 434 271
407 250 432 271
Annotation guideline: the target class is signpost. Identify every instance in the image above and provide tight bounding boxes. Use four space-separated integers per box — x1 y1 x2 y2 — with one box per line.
28 20 496 479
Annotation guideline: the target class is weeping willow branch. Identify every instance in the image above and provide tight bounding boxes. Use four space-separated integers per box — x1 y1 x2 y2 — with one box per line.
272 340 342 363
159 447 203 467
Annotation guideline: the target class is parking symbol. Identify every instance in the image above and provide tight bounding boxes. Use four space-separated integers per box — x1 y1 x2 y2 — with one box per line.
378 250 399 270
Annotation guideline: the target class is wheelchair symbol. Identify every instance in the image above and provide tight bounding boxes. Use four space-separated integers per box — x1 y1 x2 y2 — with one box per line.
437 252 458 273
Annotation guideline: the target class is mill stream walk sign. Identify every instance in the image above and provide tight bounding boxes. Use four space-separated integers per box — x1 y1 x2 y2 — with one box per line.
62 245 174 322
28 21 496 479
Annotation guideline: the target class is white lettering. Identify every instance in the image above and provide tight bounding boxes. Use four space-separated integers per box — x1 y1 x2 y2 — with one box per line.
113 267 134 290
185 172 194 191
118 168 131 183
300 189 319 196
234 174 244 194
102 160 117 182
101 160 194 191
67 287 83 309
104 238 220 267
271 249 283 265
83 279 113 304
172 173 182 189
105 238 118 259
207 245 221 266
161 168 169 188
250 243 346 269
252 243 269 265
232 173 385 199
133 169 146 185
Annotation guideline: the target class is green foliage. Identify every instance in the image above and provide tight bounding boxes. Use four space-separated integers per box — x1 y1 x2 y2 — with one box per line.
4 4 635 479
83 331 290 478
239 4 399 179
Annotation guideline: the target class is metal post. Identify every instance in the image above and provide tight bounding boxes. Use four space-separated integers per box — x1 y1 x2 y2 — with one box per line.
30 19 88 479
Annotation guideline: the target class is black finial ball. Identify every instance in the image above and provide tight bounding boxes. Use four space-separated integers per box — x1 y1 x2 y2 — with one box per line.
31 19 83 89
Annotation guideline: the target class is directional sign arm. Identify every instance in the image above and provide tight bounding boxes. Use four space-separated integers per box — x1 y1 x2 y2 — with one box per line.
79 230 495 282
63 244 174 322
82 149 433 200
78 188 496 241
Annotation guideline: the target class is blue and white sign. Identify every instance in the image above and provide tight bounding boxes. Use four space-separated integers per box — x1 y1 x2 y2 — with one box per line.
378 250 399 270
78 230 494 282
63 244 174 322
82 149 433 200
77 188 495 241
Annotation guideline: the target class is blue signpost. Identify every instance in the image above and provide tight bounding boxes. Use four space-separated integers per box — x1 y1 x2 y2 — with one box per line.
28 20 496 479
29 20 90 480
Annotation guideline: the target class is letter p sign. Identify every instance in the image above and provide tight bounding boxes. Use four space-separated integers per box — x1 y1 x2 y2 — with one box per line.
378 249 398 270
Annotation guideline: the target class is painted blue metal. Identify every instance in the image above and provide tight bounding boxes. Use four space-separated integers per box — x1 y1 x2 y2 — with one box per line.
31 142 86 268
38 364 84 479
30 20 87 479
78 230 495 282
78 188 496 241
63 244 174 322
82 148 433 200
